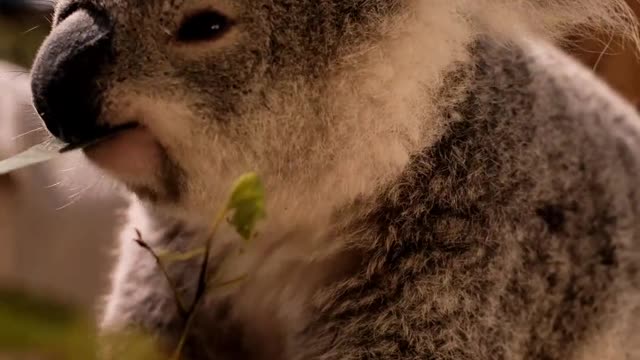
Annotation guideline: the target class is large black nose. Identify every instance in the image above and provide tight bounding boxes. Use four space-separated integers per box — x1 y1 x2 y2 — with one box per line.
30 6 113 145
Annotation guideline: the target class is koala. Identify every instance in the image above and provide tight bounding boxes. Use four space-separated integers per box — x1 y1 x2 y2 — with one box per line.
29 0 640 359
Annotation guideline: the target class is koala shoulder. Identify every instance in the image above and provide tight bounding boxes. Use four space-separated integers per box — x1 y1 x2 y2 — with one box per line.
294 37 640 359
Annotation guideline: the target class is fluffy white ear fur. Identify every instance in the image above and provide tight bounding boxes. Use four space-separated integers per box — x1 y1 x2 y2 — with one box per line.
459 0 638 46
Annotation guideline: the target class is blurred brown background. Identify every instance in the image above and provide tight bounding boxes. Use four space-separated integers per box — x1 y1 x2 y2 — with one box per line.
0 1 639 313
568 0 640 108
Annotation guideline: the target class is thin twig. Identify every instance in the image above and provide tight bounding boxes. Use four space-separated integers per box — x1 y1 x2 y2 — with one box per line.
134 230 188 318
161 172 263 359
170 206 230 359
170 294 204 360
200 208 229 298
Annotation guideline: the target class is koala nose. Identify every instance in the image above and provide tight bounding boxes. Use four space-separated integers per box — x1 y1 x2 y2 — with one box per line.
30 7 113 145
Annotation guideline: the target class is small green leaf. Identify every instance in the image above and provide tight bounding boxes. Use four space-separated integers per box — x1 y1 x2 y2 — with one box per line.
0 141 67 175
227 172 266 240
0 123 140 175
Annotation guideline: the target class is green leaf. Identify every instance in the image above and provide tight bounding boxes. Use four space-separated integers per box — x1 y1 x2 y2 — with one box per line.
0 123 140 175
227 172 266 241
0 141 68 175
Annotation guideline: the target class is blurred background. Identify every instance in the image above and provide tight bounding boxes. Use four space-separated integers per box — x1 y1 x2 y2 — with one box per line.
0 0 127 316
0 0 639 314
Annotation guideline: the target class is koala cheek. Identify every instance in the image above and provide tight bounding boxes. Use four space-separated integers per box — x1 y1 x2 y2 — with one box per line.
83 127 161 181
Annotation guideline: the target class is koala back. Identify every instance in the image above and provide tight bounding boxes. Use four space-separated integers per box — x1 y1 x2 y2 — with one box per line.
288 37 640 360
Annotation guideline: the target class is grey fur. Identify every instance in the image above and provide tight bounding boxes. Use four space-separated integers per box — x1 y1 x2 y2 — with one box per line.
33 0 640 359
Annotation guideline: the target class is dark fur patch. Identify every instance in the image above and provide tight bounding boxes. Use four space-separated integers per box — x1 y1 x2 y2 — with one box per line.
536 204 566 233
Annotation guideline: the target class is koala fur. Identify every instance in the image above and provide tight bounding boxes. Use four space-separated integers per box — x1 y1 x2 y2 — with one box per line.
34 0 640 359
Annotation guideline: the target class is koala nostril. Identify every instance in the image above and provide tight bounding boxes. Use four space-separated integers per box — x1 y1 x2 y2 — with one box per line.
30 7 113 145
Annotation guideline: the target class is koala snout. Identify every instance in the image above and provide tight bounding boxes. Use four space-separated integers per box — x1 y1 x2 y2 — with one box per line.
30 6 113 145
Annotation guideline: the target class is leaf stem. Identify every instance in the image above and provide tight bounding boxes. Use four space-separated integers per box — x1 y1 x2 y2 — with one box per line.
171 206 230 360
133 231 188 318
169 294 203 360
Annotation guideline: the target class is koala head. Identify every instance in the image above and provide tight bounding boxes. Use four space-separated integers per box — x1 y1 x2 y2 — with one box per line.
30 0 636 224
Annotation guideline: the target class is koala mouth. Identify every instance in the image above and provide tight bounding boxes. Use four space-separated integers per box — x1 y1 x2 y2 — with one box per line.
60 122 140 153
76 120 162 181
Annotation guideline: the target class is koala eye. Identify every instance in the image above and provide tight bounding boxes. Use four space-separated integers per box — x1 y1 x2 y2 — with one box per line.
176 10 233 43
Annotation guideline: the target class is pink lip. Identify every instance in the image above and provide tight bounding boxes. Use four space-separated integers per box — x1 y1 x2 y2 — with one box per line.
60 122 140 153
83 125 161 180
